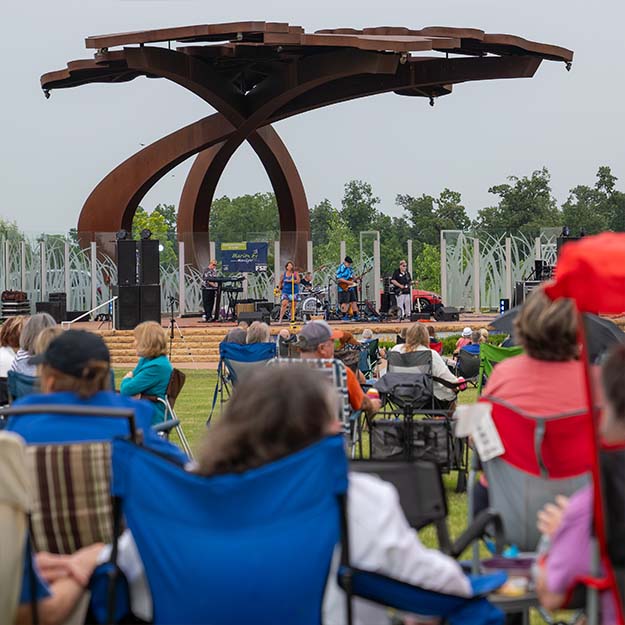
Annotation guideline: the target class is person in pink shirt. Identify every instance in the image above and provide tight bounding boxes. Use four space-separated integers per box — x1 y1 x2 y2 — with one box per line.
535 344 625 624
474 288 595 515
453 327 472 356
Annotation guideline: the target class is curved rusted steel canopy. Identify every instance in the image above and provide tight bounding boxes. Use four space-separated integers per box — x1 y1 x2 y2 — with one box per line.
41 21 572 268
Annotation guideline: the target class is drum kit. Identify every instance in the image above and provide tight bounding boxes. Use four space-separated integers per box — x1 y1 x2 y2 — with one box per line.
270 286 329 322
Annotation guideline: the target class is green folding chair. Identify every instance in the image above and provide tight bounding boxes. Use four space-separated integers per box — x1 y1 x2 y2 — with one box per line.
477 344 523 395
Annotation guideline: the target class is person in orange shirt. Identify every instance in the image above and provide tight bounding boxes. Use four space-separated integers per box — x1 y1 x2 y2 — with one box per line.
297 321 381 416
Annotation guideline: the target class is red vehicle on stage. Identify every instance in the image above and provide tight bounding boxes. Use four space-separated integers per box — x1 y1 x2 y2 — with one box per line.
412 288 443 313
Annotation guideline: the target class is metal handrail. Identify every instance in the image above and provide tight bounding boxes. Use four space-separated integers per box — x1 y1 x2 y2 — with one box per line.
61 296 118 329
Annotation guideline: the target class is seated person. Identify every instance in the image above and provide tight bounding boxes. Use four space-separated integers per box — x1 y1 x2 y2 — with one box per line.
479 328 489 344
16 542 104 625
360 328 386 360
474 288 595 514
10 313 56 377
459 330 481 356
535 343 625 624
5 330 187 464
276 328 295 357
0 316 25 377
391 323 461 407
222 327 247 345
104 365 471 625
246 321 271 344
120 321 173 424
297 321 380 416
453 327 472 356
299 271 313 289
427 325 443 354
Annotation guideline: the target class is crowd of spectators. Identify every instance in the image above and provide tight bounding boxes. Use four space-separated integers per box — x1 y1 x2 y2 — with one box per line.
2 284 624 624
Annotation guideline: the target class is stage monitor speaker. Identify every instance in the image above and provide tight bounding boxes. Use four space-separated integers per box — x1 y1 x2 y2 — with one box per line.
116 240 138 286
114 286 141 330
410 312 430 322
255 301 273 314
140 285 161 323
138 240 160 285
238 311 270 325
434 306 459 322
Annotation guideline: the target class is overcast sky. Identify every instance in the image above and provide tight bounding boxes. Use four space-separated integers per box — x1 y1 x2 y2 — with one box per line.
2 0 624 235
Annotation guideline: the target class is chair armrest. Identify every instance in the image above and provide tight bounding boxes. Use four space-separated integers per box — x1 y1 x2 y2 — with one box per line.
450 508 504 559
152 419 180 434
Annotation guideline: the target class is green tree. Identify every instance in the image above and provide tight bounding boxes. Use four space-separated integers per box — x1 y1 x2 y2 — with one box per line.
310 198 336 246
313 211 358 270
397 188 469 246
209 193 279 243
413 243 441 293
0 218 22 241
561 166 625 235
341 180 380 233
132 207 178 266
473 167 561 233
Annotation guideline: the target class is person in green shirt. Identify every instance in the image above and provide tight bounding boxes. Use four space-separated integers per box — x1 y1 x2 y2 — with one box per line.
120 321 172 424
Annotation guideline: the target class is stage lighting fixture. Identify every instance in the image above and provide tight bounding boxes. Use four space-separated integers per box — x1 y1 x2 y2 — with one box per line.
140 229 152 240
561 225 570 237
115 229 129 241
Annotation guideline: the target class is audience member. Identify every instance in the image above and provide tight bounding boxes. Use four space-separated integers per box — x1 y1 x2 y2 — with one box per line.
474 288 592 516
297 321 380 416
460 331 482 355
222 328 247 345
535 344 625 623
120 321 173 424
361 328 373 341
245 321 271 344
479 328 489 344
5 330 186 462
198 366 471 623
482 288 587 415
276 328 294 357
391 323 460 406
427 324 443 354
10 313 56 376
453 327 472 356
237 320 250 331
31 326 63 356
336 330 359 350
0 316 25 377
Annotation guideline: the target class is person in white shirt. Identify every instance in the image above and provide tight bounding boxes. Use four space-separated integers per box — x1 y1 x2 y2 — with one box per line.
103 364 471 624
10 313 56 377
391 322 460 404
0 316 24 377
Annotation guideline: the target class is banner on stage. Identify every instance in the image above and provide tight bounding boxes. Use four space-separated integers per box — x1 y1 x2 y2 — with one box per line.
220 242 268 273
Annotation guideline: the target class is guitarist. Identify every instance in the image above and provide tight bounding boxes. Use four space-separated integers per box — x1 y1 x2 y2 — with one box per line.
390 260 412 320
336 256 360 321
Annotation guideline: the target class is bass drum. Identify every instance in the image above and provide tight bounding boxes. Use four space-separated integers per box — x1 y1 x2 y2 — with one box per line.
301 296 324 320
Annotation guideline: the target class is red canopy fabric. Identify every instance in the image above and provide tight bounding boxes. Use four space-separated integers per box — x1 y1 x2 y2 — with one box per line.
544 232 625 314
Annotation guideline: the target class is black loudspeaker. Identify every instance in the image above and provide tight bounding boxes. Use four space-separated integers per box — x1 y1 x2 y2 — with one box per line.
140 285 161 323
117 240 138 286
255 301 273 314
410 312 430 321
115 286 141 330
434 306 459 322
138 240 160 285
238 311 270 325
380 293 396 314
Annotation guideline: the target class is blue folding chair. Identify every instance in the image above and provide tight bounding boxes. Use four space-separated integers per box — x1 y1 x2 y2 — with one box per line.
7 370 39 402
107 435 507 625
208 341 276 423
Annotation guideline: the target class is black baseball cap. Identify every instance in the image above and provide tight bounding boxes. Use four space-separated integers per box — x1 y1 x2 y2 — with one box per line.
344 256 353 264
29 330 110 377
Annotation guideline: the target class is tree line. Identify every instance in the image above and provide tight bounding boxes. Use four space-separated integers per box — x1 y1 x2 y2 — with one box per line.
2 164 623 294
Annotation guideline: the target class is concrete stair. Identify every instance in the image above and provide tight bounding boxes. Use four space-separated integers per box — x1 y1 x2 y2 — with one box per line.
99 328 228 364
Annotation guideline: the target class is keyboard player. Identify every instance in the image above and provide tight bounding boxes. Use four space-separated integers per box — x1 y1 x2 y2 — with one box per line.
201 259 219 322
209 275 245 322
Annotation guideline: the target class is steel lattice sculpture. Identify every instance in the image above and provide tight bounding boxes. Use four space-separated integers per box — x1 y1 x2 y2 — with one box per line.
41 22 572 268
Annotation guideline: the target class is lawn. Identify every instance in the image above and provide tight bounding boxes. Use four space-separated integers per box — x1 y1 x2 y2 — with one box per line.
115 365 478 548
